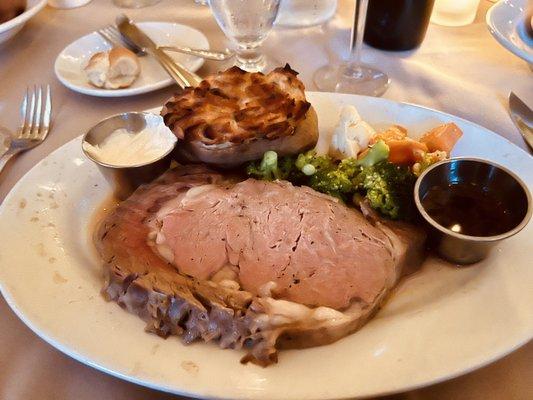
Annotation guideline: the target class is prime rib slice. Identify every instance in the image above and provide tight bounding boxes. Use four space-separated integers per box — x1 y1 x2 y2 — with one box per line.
95 165 425 366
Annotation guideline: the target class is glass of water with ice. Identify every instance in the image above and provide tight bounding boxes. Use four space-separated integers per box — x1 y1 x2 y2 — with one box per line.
209 0 280 72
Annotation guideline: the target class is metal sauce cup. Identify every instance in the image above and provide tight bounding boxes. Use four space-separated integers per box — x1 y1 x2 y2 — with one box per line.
414 158 532 264
82 112 176 200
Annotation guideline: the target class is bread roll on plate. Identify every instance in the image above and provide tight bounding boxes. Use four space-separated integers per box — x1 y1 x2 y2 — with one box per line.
85 47 141 90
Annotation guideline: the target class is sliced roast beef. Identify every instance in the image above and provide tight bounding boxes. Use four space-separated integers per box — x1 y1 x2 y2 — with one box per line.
95 165 425 366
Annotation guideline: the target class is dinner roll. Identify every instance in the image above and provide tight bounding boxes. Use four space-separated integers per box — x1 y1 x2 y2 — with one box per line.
85 47 141 90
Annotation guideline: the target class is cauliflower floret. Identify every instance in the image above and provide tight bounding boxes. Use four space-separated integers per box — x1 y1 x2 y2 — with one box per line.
327 105 376 160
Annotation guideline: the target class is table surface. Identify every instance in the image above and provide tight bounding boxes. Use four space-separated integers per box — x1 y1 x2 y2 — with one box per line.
0 1 532 399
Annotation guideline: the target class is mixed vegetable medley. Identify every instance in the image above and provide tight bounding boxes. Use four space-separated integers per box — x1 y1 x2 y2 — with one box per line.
246 105 462 221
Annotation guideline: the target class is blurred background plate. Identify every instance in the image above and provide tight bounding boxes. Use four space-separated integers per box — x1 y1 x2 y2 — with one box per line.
486 0 533 64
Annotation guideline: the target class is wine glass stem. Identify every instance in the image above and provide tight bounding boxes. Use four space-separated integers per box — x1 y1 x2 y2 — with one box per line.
350 0 369 66
235 45 265 71
237 48 261 64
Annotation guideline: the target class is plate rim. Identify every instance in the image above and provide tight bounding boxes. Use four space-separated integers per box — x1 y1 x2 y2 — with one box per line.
1 91 532 400
53 21 208 98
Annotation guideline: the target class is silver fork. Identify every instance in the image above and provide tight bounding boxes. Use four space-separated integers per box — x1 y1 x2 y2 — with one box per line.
98 25 233 61
0 85 52 174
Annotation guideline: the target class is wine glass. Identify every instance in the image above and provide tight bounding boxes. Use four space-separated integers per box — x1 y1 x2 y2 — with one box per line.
209 0 281 72
313 0 389 96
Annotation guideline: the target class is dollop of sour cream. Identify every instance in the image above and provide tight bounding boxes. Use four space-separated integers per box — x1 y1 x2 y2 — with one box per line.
83 122 177 167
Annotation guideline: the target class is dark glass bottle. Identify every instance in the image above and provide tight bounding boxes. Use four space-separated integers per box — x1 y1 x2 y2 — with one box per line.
363 0 435 51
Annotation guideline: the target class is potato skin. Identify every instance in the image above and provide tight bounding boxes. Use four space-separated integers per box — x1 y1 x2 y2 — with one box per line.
173 107 319 168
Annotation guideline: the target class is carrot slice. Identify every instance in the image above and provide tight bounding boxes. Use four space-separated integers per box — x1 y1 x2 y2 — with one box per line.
420 123 463 155
372 125 407 143
387 139 428 165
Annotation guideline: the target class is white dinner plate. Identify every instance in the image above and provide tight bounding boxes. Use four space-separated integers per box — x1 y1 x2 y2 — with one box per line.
487 0 533 64
54 22 208 97
0 92 532 400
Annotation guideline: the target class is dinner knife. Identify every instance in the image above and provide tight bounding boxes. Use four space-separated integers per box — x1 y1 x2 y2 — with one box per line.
509 92 533 152
116 15 202 88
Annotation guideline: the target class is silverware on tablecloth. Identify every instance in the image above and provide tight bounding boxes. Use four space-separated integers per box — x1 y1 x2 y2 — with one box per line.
159 45 233 61
98 26 233 61
508 92 533 152
0 85 52 175
116 15 202 89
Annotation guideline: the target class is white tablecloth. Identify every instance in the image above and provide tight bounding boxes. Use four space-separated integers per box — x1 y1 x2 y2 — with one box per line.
0 1 531 399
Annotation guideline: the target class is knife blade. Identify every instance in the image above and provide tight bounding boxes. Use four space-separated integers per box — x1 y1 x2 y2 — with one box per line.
509 92 533 152
116 15 202 88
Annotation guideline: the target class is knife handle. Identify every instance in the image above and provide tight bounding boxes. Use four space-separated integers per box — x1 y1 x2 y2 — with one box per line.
149 49 187 89
159 46 232 61
151 48 202 88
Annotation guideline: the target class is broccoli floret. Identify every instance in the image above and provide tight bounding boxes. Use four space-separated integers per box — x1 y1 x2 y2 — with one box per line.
293 150 353 198
355 140 389 167
337 157 362 177
247 148 416 221
295 150 336 173
353 161 416 220
247 151 285 181
309 168 354 198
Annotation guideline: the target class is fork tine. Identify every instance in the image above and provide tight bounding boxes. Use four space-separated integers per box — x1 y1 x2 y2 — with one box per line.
23 87 36 138
19 88 29 137
30 86 43 139
107 26 129 49
97 29 119 48
108 26 124 43
108 25 142 54
39 85 52 141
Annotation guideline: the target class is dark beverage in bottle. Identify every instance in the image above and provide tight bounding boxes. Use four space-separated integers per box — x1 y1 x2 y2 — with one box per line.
364 0 435 51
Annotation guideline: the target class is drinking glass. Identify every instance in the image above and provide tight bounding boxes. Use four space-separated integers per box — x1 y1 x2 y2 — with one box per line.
431 0 481 27
276 0 337 28
209 0 281 72
313 0 389 96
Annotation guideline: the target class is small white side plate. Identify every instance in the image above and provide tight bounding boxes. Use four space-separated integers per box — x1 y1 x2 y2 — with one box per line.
54 22 208 97
487 0 533 64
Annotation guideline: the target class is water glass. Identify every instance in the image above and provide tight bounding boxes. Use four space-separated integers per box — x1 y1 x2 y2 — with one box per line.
276 0 337 28
209 0 281 72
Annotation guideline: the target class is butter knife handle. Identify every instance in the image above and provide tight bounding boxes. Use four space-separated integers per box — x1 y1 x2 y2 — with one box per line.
153 48 202 87
159 46 230 61
149 48 188 89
